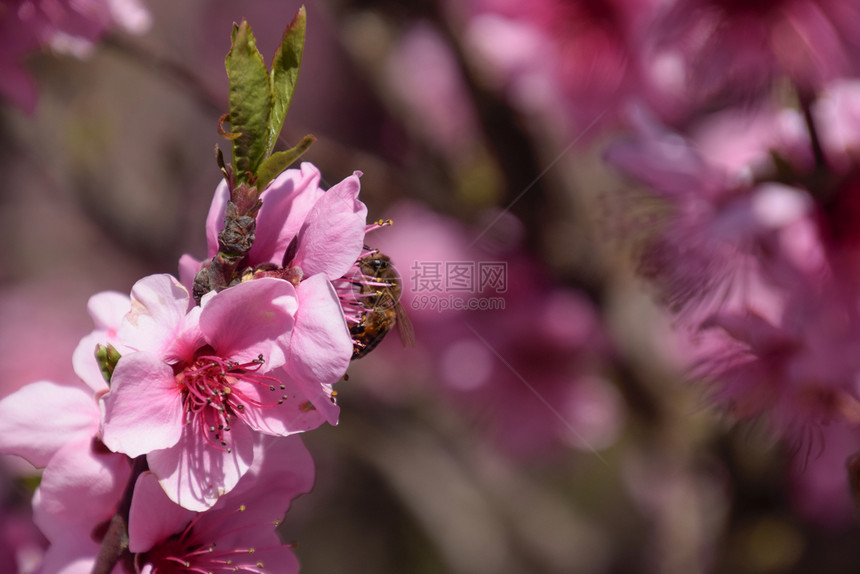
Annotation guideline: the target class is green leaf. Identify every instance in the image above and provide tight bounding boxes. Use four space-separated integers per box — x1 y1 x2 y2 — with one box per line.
226 20 272 181
256 134 316 190
267 7 306 155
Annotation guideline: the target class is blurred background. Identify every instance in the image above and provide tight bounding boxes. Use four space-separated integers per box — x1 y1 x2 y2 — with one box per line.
3 0 860 572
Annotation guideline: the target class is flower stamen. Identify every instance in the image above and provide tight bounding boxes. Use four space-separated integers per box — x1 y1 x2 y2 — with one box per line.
176 351 285 452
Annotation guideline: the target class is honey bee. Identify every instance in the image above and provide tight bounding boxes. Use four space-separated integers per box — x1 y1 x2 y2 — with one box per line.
349 251 414 359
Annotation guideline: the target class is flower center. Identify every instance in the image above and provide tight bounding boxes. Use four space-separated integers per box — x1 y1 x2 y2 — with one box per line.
140 506 284 574
175 348 286 452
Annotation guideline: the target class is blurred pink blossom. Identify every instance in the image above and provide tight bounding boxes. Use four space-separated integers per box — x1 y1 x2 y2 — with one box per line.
0 281 95 399
607 92 860 452
0 492 44 574
352 201 623 459
606 110 810 317
654 0 860 105
461 0 667 136
789 422 860 528
699 283 860 440
0 0 151 112
385 22 480 155
459 0 860 132
812 79 860 170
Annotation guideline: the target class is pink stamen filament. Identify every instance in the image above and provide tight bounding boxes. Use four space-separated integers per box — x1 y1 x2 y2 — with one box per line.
364 219 393 235
148 508 290 574
178 353 288 453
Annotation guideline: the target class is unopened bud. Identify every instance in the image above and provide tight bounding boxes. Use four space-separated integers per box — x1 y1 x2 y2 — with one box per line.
95 344 122 384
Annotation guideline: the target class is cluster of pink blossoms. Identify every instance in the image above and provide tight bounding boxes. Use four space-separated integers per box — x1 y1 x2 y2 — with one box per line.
608 76 860 523
0 162 368 572
456 0 860 524
460 0 860 134
608 87 860 437
0 0 151 112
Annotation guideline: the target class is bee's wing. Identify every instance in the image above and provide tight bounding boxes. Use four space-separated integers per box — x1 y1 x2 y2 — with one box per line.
394 302 415 347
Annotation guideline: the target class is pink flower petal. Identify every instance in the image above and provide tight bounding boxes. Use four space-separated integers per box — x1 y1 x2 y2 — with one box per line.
147 423 256 512
200 278 298 368
284 275 351 424
233 378 327 436
205 179 230 258
72 333 110 393
234 435 315 510
32 534 99 574
32 436 130 574
162 304 206 363
36 437 131 543
178 253 202 297
702 311 793 351
100 353 184 458
248 163 324 265
118 275 192 357
292 171 368 280
128 472 196 554
181 436 313 557
87 291 131 331
72 291 133 392
0 382 99 467
73 330 129 394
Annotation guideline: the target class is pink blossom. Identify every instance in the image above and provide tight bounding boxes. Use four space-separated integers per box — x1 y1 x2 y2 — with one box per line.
698 283 860 440
32 436 131 574
179 162 366 422
99 273 328 510
6 384 311 574
605 110 813 317
128 436 313 574
0 379 129 573
461 0 665 135
607 96 860 449
0 0 151 112
654 0 860 105
686 196 860 442
283 273 351 423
